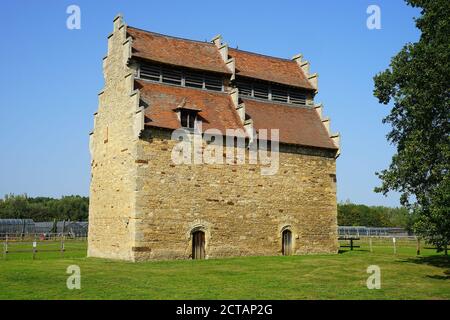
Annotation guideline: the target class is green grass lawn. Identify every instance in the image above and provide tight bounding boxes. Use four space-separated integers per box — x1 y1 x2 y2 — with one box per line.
0 239 448 300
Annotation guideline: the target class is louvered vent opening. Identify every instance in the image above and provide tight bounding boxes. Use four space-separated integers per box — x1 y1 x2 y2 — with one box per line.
236 81 252 96
271 86 288 103
162 68 182 85
140 65 161 82
204 75 223 91
185 72 203 89
138 62 224 92
289 90 307 105
236 78 308 106
253 84 269 99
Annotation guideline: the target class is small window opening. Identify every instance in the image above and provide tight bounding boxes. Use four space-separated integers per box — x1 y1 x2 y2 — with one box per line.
180 110 197 129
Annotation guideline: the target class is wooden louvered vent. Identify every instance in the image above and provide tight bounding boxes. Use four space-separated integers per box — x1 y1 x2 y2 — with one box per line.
139 62 223 92
236 78 308 106
140 64 161 82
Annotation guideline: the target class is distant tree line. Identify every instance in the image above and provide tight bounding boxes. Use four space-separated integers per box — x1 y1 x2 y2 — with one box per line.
337 201 416 232
0 194 89 221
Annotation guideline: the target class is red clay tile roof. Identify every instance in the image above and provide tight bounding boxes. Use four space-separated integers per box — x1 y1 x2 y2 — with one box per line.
136 80 245 134
229 48 314 90
128 27 231 74
242 98 337 150
129 27 333 150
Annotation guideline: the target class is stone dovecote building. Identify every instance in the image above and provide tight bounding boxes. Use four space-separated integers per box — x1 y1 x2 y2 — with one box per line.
88 15 341 261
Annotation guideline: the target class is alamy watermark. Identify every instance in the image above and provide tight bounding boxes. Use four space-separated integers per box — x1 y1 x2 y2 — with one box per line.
66 265 81 290
170 123 279 176
366 265 381 289
366 5 381 30
66 5 81 30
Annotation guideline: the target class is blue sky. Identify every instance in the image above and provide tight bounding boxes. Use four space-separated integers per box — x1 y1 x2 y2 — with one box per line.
0 0 421 206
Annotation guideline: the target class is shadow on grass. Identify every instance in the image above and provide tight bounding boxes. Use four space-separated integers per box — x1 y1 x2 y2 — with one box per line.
338 249 370 254
426 271 450 280
401 255 450 281
404 255 450 268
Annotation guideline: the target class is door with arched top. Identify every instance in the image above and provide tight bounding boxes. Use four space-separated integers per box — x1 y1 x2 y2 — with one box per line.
192 230 205 259
282 229 292 256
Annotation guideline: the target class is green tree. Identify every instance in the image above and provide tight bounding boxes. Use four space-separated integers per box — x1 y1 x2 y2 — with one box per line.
337 202 413 230
0 194 89 221
373 0 450 254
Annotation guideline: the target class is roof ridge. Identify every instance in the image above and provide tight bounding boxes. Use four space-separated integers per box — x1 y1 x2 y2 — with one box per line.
128 26 296 63
128 26 215 47
229 47 296 63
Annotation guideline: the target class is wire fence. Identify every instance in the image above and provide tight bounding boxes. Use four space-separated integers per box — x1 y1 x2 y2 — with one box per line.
0 220 88 239
338 226 411 237
337 226 424 255
338 235 427 256
1 233 87 260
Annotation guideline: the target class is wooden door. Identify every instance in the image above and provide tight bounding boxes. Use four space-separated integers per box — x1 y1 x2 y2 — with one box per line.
282 230 292 256
192 231 205 259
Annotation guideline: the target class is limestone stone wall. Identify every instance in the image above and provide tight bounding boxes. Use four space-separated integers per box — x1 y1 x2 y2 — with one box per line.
87 16 140 261
132 129 338 261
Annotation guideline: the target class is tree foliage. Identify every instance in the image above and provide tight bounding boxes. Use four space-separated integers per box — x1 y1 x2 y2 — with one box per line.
337 202 415 231
0 194 89 221
373 0 450 253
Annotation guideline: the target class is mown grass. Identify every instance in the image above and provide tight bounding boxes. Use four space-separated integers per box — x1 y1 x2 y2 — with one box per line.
0 239 448 300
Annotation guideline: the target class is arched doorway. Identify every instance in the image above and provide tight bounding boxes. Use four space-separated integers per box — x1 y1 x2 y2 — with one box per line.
282 229 292 256
192 230 205 259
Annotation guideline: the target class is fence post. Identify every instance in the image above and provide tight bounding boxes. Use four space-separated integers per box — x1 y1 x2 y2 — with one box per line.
60 234 65 257
3 235 8 259
32 234 37 260
369 237 373 253
393 237 397 255
416 237 421 256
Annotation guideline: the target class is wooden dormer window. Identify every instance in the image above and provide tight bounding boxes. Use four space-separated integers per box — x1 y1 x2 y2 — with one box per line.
175 100 202 130
180 109 198 129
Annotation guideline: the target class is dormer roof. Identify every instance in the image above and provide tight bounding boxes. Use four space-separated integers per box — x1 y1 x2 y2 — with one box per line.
136 80 245 134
